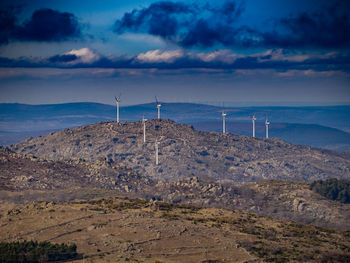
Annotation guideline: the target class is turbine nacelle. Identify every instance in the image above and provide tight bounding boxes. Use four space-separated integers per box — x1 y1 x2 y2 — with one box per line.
115 94 121 123
221 110 227 134
115 94 121 103
252 115 256 137
265 117 270 139
155 96 162 119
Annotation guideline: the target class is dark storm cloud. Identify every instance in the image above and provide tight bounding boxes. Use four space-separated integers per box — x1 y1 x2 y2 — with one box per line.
0 7 18 44
15 8 81 41
115 1 195 38
48 54 78 63
0 8 81 43
114 1 246 48
114 1 350 49
263 4 350 49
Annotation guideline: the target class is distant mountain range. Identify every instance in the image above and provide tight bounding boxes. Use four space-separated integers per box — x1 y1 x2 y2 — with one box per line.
192 121 350 151
1 102 350 150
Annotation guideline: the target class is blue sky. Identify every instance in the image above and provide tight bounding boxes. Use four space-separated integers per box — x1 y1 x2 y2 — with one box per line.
0 0 349 105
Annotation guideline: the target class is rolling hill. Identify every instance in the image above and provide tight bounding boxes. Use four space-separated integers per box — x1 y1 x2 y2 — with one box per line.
1 102 350 150
192 121 350 151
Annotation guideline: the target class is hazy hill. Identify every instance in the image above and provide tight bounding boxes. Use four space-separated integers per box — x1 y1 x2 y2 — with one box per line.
1 102 350 129
1 102 350 150
11 120 350 184
193 121 350 151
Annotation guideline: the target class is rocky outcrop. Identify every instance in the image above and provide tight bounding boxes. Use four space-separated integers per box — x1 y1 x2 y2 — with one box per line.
0 146 152 191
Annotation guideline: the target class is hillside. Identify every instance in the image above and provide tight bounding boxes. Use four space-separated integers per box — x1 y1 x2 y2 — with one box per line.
0 147 151 192
1 146 350 231
1 197 350 262
11 120 350 184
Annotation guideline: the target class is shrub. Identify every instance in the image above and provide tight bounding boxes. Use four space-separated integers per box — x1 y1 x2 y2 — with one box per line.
0 240 77 263
198 150 209 156
310 178 350 203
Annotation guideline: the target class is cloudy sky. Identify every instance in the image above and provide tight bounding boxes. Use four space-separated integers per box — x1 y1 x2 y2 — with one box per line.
0 0 349 105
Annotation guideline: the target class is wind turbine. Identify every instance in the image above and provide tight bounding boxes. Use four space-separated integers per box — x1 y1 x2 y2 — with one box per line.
115 94 121 123
155 139 160 165
222 111 227 134
252 114 256 138
142 115 147 143
265 117 270 139
155 96 161 120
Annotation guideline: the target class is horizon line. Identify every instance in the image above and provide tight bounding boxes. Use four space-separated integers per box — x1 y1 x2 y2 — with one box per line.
1 101 350 108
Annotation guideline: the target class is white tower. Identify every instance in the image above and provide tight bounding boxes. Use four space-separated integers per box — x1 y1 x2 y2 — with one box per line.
222 111 227 134
265 118 270 138
155 140 160 165
252 115 256 138
142 116 147 143
155 96 161 120
115 95 121 123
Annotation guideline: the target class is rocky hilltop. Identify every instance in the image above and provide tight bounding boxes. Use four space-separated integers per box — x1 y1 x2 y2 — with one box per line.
11 119 350 184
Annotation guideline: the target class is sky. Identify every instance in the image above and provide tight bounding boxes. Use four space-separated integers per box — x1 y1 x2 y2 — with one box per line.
0 0 349 106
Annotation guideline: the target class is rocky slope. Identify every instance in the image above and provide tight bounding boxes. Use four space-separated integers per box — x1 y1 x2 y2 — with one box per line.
0 147 151 192
11 119 350 184
1 147 349 231
140 178 350 231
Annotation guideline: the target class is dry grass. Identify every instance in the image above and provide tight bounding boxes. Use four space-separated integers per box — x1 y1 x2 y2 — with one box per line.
1 197 349 262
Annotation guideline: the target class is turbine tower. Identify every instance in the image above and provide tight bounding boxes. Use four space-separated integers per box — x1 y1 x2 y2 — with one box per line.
115 94 121 123
252 115 256 138
265 118 270 138
142 115 147 143
222 111 227 134
155 96 161 120
155 139 160 165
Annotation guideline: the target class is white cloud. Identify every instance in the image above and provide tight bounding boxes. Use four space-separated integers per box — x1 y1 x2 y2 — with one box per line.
276 69 349 78
196 50 239 63
65 48 100 63
136 49 184 63
257 49 338 63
